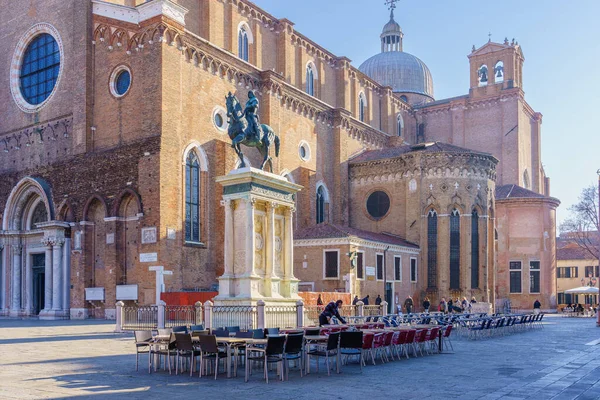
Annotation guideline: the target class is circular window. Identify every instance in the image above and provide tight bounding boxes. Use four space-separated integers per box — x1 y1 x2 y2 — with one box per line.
214 113 224 128
10 24 64 113
298 140 311 162
366 191 390 220
20 33 60 105
212 106 228 132
115 70 131 96
109 66 131 98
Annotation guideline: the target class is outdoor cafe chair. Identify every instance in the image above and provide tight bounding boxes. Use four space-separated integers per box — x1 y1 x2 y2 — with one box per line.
197 334 228 380
339 331 364 372
157 328 173 337
133 330 153 371
213 328 230 337
426 327 441 354
305 328 321 336
361 332 376 366
175 333 200 376
149 332 176 374
245 335 286 383
441 325 454 351
372 333 387 364
191 330 209 339
393 330 409 360
190 324 205 332
251 328 265 339
172 326 188 334
226 326 241 333
306 332 340 375
283 333 304 379
265 327 280 336
404 329 418 357
382 331 395 361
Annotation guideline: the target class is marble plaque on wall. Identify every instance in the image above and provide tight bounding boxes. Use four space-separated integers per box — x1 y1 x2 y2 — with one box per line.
141 227 157 244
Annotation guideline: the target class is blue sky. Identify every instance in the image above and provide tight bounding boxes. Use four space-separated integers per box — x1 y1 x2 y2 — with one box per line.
252 0 600 225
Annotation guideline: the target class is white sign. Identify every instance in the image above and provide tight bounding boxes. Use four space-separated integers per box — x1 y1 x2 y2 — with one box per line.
167 228 176 240
366 266 376 276
140 252 158 262
106 233 115 244
116 284 138 301
141 227 157 244
85 287 105 301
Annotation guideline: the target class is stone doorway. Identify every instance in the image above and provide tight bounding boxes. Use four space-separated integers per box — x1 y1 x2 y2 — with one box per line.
32 254 45 315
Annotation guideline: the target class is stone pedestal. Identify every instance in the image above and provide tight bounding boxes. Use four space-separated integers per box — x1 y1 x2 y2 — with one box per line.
214 168 302 306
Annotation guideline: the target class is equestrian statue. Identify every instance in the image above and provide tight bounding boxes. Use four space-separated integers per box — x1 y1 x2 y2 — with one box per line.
225 91 280 171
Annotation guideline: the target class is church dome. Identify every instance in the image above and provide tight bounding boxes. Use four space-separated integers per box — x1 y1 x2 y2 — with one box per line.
358 9 434 101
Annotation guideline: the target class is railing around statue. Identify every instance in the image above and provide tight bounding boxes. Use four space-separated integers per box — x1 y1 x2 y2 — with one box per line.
265 305 297 329
212 305 258 330
122 305 158 330
165 305 198 327
364 305 383 317
304 305 358 326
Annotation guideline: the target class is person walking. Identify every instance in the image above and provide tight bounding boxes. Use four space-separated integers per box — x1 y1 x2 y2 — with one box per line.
404 296 414 314
423 297 431 313
319 300 347 326
317 294 323 306
362 295 370 305
375 295 382 305
461 297 468 312
533 299 541 315
352 295 359 305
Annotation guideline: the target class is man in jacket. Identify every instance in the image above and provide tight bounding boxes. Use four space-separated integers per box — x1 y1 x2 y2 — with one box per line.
404 296 414 314
319 300 347 326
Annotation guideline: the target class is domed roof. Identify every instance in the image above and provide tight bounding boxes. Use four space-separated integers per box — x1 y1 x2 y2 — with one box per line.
359 51 434 99
358 9 434 101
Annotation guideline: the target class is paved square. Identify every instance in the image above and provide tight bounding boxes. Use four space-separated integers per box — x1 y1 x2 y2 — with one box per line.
1 316 600 399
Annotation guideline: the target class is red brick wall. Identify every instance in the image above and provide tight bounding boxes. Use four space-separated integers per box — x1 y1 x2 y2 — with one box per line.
299 291 351 306
161 291 218 306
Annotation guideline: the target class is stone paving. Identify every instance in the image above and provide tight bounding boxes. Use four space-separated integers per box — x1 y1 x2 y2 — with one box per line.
0 315 600 399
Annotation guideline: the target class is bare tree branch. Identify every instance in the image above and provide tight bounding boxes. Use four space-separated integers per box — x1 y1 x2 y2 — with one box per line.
559 184 600 259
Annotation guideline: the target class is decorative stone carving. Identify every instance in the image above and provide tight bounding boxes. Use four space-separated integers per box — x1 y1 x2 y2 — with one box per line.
255 233 264 250
141 227 157 244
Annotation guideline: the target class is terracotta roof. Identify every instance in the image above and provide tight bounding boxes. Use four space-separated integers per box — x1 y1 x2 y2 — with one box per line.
557 246 596 261
495 184 548 199
294 223 419 249
349 141 493 164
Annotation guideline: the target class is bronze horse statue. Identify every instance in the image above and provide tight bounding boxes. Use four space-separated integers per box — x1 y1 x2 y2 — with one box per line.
225 92 280 171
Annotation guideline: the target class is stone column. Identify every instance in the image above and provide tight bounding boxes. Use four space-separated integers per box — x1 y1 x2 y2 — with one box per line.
264 202 276 297
222 200 234 277
52 239 64 311
10 244 22 315
284 208 294 280
245 198 255 277
63 237 71 312
42 238 53 312
0 241 4 311
25 248 33 314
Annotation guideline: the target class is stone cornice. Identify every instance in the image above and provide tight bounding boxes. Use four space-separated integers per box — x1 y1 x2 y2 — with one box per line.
294 237 420 254
415 88 524 115
496 196 560 208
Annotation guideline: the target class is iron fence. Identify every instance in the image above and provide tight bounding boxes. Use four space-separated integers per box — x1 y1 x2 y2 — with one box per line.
212 305 258 330
265 305 297 329
165 305 198 327
122 305 158 330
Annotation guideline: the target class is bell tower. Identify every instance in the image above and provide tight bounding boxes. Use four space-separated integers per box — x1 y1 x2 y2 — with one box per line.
468 37 524 97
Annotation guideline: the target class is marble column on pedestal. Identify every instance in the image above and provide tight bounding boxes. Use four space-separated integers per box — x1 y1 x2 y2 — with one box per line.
284 208 294 281
51 239 64 311
42 238 53 312
10 244 22 314
245 198 255 277
265 202 276 297
222 200 234 277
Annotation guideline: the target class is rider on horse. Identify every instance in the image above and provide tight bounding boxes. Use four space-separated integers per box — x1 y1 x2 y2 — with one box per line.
243 91 262 142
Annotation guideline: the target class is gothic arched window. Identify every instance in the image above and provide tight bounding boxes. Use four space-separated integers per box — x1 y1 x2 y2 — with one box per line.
316 185 328 224
478 64 488 86
494 61 504 83
427 210 438 289
450 208 460 289
306 64 315 96
185 151 201 242
400 95 408 103
238 26 249 62
471 209 479 289
397 114 404 137
358 92 366 122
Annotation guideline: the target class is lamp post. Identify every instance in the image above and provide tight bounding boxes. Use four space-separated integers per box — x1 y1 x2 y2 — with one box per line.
597 170 600 327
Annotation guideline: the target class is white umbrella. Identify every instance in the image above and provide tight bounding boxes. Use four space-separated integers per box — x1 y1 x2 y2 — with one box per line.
564 286 599 294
